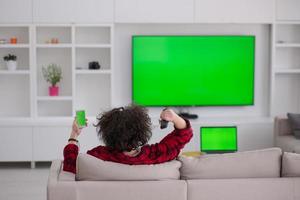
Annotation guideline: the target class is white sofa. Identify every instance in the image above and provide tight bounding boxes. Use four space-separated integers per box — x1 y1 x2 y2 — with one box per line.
48 148 300 200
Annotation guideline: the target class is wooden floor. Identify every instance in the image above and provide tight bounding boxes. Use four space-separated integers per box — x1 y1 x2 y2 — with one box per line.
0 162 50 200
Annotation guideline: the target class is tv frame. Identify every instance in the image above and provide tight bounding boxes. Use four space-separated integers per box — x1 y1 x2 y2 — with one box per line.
200 126 238 153
131 35 256 107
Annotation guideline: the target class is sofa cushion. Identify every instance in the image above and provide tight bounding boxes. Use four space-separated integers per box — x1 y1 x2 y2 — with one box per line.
75 181 187 200
287 113 300 139
186 178 294 200
282 152 300 177
76 153 181 181
178 148 282 179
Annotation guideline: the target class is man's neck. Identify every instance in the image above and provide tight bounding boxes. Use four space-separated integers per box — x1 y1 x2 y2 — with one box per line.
123 149 140 157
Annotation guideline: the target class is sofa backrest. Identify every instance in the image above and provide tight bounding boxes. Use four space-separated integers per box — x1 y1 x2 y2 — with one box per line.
274 117 292 136
49 160 187 200
76 153 182 181
178 148 282 179
282 152 300 177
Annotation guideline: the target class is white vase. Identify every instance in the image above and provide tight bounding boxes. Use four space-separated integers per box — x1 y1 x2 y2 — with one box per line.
6 61 17 71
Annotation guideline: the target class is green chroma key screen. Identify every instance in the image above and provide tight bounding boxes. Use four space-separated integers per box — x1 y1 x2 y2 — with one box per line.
200 126 237 153
132 35 255 106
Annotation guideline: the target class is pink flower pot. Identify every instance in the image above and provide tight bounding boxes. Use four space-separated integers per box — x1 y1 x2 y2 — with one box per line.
49 86 59 96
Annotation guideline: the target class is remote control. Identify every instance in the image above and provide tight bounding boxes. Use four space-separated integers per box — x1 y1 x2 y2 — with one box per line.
160 119 169 129
178 112 198 119
160 108 169 129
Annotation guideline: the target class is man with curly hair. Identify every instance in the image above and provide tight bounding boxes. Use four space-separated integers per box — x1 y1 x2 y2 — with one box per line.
63 105 193 174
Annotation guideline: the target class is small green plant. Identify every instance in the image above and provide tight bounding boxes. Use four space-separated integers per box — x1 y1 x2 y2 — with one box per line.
42 63 62 87
3 54 17 61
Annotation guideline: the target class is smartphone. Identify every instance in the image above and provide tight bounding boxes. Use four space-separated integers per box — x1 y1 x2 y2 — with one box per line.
76 110 86 128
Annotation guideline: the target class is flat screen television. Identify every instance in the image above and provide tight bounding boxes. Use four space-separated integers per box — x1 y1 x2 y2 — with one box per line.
132 35 255 106
200 126 238 153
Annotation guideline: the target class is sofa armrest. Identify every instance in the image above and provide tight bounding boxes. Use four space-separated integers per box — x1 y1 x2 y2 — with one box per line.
47 160 77 200
48 160 62 185
274 117 292 137
48 160 76 181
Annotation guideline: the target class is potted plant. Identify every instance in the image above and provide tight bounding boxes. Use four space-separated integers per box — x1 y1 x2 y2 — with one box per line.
42 63 62 96
3 54 17 71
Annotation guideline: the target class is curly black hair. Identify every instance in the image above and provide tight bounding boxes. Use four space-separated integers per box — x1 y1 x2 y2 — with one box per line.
95 105 152 152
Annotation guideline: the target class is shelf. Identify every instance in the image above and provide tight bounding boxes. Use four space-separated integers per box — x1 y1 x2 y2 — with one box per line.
36 48 72 97
75 69 111 74
75 75 111 116
276 21 300 25
0 48 30 70
272 75 300 116
0 76 30 117
0 116 99 127
0 70 30 74
75 24 113 28
36 44 72 48
274 68 300 74
37 100 72 117
37 96 72 101
76 48 111 70
36 26 72 45
75 26 111 44
275 48 300 68
36 24 72 27
0 117 34 127
276 43 300 48
0 44 30 48
0 27 30 44
75 44 111 48
276 23 300 45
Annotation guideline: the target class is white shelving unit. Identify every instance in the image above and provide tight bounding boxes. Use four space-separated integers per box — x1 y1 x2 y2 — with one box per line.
0 70 30 74
74 25 113 117
275 43 300 48
75 69 111 74
0 24 113 120
36 44 73 48
33 24 113 118
0 44 30 48
0 23 113 164
274 68 300 74
0 24 113 164
0 25 32 118
34 25 73 118
37 96 73 101
0 25 31 118
271 21 300 116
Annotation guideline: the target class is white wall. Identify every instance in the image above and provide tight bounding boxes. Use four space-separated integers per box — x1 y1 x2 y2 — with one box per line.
195 0 275 23
113 24 273 151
